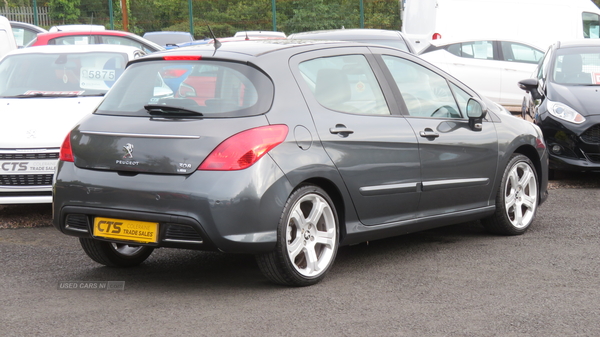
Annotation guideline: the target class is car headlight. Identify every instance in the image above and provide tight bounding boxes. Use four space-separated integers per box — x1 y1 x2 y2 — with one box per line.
547 100 585 124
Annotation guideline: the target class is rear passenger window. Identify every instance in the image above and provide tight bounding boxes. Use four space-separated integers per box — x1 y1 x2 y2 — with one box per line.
382 55 462 119
51 36 94 45
298 55 390 115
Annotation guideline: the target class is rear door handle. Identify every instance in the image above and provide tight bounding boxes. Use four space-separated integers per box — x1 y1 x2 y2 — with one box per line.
329 124 354 137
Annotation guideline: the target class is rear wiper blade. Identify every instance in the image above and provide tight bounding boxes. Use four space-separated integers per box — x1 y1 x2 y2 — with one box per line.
144 104 204 116
10 93 81 98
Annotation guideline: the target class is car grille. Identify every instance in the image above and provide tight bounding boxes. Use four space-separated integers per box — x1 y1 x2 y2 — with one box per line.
65 214 90 232
165 224 203 243
583 153 600 163
0 174 53 186
0 153 59 160
581 125 600 144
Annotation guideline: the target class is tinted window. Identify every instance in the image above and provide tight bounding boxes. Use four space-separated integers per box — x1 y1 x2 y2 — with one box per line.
446 41 494 60
382 55 462 118
500 42 544 64
552 47 600 85
96 60 274 117
538 47 553 80
583 12 600 39
298 55 390 115
50 36 94 45
99 36 143 49
12 27 38 47
450 83 472 115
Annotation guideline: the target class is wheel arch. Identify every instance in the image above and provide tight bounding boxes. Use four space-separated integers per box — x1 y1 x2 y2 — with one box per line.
299 177 348 243
513 144 544 199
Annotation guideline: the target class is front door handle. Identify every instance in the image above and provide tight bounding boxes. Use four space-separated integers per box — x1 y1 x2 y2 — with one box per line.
329 124 354 137
419 129 439 139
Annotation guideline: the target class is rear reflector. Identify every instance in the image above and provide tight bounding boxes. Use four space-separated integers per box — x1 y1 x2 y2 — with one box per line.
59 133 74 162
198 125 288 171
163 56 202 61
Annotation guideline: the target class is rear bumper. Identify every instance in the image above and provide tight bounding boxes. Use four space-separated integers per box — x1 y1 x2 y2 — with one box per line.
52 157 292 253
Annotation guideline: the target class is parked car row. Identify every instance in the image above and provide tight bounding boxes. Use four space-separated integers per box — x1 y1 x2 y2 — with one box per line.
3 19 597 286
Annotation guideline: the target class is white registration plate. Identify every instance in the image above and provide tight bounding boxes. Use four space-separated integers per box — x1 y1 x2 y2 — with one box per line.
0 160 57 174
80 67 116 90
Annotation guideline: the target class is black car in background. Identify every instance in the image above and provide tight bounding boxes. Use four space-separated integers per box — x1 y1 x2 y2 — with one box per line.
287 28 416 54
519 40 600 175
53 40 548 286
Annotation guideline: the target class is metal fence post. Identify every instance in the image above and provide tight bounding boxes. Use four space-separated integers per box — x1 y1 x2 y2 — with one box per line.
188 0 194 37
360 0 364 28
272 0 276 32
33 0 38 26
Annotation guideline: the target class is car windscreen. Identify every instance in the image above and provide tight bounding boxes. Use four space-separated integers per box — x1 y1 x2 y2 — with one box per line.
143 33 192 46
0 51 128 97
95 60 274 118
552 47 600 85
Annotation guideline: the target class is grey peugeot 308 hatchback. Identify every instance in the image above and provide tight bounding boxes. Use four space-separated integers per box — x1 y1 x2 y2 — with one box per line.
53 40 548 286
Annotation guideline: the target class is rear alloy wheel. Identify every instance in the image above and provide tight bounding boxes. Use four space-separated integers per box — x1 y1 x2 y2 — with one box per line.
482 154 538 235
256 185 339 286
79 238 154 267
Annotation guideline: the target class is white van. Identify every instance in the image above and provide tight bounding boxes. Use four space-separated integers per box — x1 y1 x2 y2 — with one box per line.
402 0 600 52
0 16 17 59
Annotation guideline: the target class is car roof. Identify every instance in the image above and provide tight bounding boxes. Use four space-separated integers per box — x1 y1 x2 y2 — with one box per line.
9 21 47 33
555 39 600 49
135 39 403 65
7 44 144 56
288 28 404 39
48 24 105 32
425 37 545 51
35 30 139 38
234 31 286 38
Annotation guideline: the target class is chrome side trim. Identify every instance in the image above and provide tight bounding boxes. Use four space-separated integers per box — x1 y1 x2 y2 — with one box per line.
80 131 200 139
163 238 203 244
359 182 419 196
422 178 489 191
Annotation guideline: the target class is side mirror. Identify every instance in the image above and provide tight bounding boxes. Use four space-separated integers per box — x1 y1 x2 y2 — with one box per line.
466 98 487 131
518 78 542 100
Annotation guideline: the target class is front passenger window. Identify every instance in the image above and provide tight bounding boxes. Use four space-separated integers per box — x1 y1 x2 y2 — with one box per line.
382 55 463 119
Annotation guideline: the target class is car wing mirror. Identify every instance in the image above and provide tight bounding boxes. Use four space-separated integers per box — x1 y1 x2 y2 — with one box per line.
466 98 487 132
518 78 542 100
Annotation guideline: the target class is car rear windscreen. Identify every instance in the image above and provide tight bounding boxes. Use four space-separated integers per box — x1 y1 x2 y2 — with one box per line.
95 60 274 118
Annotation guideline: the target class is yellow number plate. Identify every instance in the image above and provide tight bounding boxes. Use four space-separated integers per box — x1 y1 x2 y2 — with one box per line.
93 217 158 244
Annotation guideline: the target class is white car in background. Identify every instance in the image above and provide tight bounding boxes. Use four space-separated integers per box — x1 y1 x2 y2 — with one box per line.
419 38 545 108
0 45 146 204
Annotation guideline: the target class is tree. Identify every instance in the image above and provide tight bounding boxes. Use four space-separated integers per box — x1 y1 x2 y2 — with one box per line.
48 0 81 24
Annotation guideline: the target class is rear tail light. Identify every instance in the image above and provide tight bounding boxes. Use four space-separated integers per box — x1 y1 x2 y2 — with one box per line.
198 125 288 171
432 33 442 40
59 133 74 162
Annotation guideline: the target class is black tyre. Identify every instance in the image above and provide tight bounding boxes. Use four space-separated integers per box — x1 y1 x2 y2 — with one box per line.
79 238 154 267
482 154 539 235
256 185 339 287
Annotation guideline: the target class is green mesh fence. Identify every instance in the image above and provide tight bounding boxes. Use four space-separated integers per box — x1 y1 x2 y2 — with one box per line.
6 0 401 39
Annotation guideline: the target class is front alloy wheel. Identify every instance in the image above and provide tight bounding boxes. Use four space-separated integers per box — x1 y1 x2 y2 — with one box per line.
257 185 339 286
482 154 538 235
